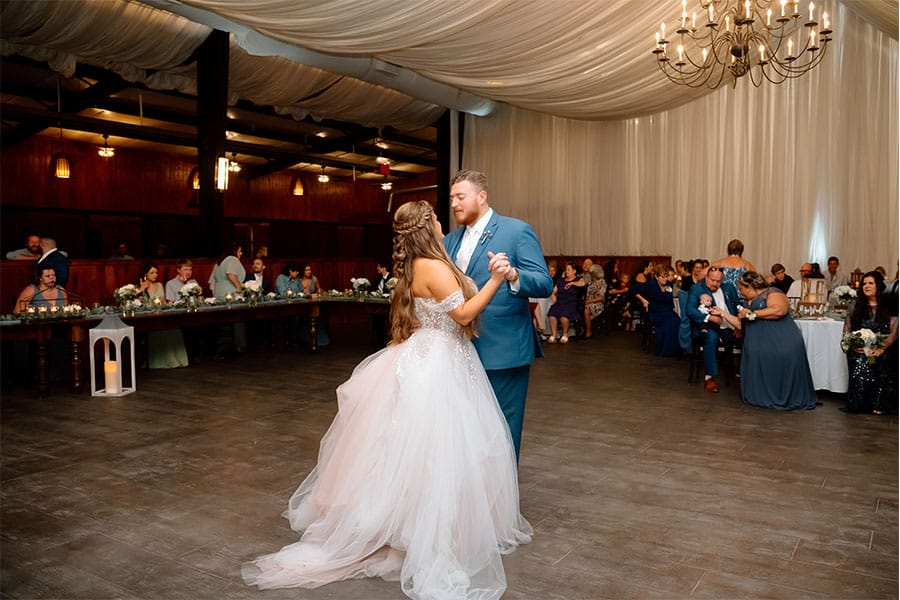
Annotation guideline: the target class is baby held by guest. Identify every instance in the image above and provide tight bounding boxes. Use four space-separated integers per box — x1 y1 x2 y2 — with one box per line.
697 293 713 334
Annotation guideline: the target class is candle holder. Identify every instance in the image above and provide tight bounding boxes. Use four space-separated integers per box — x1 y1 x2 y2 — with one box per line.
89 315 136 397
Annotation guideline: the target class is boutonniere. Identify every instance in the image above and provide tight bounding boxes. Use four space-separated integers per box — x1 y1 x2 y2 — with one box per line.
479 230 493 245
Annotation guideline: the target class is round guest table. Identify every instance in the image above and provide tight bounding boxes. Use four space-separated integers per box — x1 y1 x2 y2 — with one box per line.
795 318 848 393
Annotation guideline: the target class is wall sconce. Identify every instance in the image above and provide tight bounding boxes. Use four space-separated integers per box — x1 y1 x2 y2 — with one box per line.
188 167 200 190
290 175 305 196
51 152 71 179
98 133 115 158
317 166 330 183
215 156 229 191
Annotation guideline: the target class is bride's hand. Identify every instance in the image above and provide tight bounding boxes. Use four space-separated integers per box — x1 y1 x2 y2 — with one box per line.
487 251 509 281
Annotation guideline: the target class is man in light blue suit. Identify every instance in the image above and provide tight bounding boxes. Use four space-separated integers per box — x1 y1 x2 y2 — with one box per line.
442 170 553 461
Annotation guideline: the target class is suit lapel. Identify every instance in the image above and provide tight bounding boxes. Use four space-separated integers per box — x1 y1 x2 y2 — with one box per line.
465 212 501 277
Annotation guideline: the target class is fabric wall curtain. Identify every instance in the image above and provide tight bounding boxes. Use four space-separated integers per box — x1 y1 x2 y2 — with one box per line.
463 2 898 276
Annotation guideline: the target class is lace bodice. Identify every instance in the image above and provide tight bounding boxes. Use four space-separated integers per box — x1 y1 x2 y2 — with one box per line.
414 290 464 335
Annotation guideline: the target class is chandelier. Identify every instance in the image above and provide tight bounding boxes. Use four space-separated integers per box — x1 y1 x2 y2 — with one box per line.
652 0 833 87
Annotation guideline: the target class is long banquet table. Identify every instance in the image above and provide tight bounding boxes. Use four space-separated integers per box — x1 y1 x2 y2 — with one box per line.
0 295 390 397
795 317 848 393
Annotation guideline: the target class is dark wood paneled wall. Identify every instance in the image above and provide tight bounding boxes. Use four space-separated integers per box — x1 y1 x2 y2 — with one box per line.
1 136 436 259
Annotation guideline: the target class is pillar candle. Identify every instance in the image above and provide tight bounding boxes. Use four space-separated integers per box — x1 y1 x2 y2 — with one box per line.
104 360 119 394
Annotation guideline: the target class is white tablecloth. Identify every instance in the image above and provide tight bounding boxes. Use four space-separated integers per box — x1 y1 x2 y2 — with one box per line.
795 318 848 393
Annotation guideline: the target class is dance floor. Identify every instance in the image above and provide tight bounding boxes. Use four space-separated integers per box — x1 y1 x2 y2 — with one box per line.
2 328 897 599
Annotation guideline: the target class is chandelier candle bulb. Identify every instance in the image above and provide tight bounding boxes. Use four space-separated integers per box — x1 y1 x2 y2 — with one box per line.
677 45 684 62
809 28 816 48
709 4 714 22
745 1 751 19
725 15 730 32
788 38 793 57
823 12 829 29
781 0 786 17
759 45 766 61
692 12 696 28
702 48 708 62
809 1 814 21
661 21 666 38
767 8 772 26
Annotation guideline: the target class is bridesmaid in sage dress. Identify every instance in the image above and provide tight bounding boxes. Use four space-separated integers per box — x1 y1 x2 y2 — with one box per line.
138 262 189 369
727 272 816 410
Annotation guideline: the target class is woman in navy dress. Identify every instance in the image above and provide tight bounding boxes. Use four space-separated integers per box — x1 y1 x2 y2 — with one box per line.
632 264 681 356
729 272 817 410
547 262 585 343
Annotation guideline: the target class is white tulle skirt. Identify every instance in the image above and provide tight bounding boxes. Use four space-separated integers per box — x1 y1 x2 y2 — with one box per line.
243 327 531 600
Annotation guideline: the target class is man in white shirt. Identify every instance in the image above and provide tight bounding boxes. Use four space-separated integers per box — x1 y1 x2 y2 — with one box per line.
165 259 201 302
825 256 849 291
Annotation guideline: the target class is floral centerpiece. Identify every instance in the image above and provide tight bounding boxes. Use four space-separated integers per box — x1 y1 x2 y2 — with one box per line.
178 281 203 312
114 284 141 316
242 280 262 306
831 285 856 311
841 328 887 364
351 277 371 292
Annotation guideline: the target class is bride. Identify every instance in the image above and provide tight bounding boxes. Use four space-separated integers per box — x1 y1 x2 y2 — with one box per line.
243 200 532 599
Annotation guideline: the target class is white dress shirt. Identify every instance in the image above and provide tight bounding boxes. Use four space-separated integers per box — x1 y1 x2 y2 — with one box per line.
455 209 493 273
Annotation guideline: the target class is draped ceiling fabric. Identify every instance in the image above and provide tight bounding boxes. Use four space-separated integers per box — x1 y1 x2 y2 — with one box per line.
1 0 897 271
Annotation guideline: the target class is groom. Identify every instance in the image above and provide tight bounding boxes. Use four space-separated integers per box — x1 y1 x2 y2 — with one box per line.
443 170 553 460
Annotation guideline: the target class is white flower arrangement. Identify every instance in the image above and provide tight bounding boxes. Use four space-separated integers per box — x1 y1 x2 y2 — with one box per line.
832 285 857 302
351 277 371 292
114 284 140 303
243 279 262 295
178 282 203 298
386 277 398 290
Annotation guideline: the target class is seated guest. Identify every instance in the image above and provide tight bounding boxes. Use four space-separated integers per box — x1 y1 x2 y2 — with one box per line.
728 271 817 410
13 265 67 314
686 266 740 393
825 256 849 291
375 260 392 293
632 264 681 356
680 259 705 294
768 263 794 294
607 272 633 330
298 264 322 296
786 262 812 299
843 271 897 414
165 259 201 302
6 234 42 260
547 262 585 343
276 263 304 296
631 260 653 285
109 242 134 260
583 264 607 338
36 237 68 288
244 257 272 294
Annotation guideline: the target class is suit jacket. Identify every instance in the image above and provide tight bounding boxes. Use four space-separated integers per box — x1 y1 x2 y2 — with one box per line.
37 248 68 289
442 211 553 370
244 273 272 294
685 280 740 334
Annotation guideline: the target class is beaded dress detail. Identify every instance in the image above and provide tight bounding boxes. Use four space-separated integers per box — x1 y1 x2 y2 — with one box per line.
244 290 531 600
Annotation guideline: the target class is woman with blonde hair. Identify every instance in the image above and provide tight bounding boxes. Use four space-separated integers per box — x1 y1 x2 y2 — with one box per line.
245 201 531 599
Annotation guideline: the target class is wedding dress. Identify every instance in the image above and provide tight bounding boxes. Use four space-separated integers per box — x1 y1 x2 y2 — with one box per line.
243 290 531 600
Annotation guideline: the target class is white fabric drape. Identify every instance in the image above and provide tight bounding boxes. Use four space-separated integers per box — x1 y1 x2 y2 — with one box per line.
463 2 898 275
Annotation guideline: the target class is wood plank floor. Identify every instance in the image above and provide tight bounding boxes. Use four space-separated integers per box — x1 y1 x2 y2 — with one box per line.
2 328 897 599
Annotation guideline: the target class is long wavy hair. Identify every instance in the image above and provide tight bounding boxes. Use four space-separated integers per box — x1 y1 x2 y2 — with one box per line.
848 271 889 329
390 201 475 343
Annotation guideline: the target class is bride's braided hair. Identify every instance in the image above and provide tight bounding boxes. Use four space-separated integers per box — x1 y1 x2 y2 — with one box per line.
390 201 475 343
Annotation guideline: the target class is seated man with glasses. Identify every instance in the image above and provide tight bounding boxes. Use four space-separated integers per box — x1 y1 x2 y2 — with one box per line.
686 266 741 393
786 263 812 299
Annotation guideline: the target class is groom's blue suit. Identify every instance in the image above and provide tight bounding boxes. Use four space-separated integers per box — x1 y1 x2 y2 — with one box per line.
443 210 553 459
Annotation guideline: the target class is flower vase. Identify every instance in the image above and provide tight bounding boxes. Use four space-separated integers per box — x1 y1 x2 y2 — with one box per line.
186 296 199 313
121 302 135 318
247 295 258 308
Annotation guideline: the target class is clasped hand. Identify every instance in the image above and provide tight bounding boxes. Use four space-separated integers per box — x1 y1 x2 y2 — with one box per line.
487 251 517 281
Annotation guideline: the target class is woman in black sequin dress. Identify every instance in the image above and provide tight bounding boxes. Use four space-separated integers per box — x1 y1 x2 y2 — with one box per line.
843 271 897 414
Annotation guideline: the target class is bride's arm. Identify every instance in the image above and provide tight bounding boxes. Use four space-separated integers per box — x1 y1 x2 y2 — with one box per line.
415 258 505 327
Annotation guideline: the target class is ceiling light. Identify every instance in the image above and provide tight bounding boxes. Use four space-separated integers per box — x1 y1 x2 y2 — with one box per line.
652 0 833 88
317 166 330 183
98 134 115 158
381 181 393 191
228 152 241 172
374 138 389 150
51 126 70 179
375 154 390 165
315 131 327 138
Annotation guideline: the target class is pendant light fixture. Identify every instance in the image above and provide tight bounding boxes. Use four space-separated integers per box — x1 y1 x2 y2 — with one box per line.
98 134 115 158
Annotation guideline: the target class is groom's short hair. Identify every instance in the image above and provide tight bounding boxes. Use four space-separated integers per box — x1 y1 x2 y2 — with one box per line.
451 169 488 194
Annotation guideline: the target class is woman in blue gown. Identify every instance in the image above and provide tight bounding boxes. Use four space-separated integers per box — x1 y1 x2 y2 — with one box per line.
728 272 816 410
547 262 585 343
632 264 681 356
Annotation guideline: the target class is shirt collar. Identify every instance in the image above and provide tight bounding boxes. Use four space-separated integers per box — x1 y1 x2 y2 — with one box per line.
467 208 494 238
